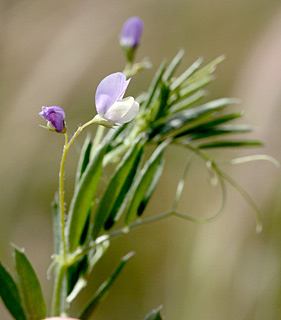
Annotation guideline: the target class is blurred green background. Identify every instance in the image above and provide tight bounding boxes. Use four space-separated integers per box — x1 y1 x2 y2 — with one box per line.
0 1 281 319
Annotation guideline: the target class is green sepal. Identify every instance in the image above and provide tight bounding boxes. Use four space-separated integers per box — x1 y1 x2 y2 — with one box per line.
79 252 135 320
124 140 169 226
0 261 26 320
121 43 137 63
66 140 108 252
13 246 47 320
143 306 163 320
92 137 144 239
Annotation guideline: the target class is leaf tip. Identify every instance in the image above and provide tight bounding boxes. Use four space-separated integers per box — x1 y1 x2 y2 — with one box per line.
256 223 263 234
122 251 136 261
11 244 25 254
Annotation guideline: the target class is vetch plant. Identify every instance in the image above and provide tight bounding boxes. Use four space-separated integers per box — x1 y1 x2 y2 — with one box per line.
0 16 279 320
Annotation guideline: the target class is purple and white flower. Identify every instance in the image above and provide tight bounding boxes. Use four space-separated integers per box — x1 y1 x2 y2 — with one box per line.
39 106 65 132
120 16 144 48
93 72 139 126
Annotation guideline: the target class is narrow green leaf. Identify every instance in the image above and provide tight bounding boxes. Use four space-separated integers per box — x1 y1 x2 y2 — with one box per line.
142 61 167 110
168 56 224 107
163 49 185 81
67 254 88 296
137 156 165 217
66 140 108 252
100 126 125 152
92 137 144 239
0 261 26 320
169 90 205 114
229 154 279 167
104 144 143 230
169 75 214 107
179 74 214 98
125 140 169 226
79 252 135 320
66 240 110 304
186 125 251 141
153 81 171 120
182 55 225 87
186 112 244 131
199 140 263 149
14 247 46 320
151 98 237 141
178 124 252 141
143 306 163 320
170 57 203 91
75 134 92 186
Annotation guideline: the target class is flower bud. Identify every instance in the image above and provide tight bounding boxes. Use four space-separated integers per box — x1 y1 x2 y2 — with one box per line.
120 16 144 63
39 106 66 133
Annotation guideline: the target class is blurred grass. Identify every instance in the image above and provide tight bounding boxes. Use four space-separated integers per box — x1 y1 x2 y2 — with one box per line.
0 0 281 319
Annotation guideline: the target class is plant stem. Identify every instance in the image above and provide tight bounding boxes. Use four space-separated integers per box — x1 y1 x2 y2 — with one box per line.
52 119 96 315
59 133 68 261
51 264 68 316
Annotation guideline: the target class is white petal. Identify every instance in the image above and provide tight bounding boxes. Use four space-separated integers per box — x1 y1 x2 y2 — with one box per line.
118 98 139 124
103 97 139 124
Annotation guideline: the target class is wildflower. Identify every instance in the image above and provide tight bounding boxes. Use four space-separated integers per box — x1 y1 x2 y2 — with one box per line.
93 72 139 127
39 106 66 133
120 16 144 48
120 17 144 63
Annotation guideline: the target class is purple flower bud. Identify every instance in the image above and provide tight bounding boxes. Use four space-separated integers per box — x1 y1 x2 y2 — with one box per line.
94 72 139 126
39 106 65 132
120 16 144 49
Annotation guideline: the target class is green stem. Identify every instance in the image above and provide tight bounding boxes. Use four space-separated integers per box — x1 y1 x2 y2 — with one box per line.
123 62 133 77
59 133 68 261
51 264 67 316
172 153 195 211
52 119 97 315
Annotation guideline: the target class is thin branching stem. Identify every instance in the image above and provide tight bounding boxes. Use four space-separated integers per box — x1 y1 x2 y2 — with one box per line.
52 119 97 316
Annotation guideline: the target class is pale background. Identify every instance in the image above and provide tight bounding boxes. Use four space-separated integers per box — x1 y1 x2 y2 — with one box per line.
0 1 281 319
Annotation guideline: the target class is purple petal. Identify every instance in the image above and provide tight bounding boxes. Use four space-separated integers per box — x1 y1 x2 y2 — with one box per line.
118 78 131 100
39 106 65 132
120 17 144 48
95 72 130 115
